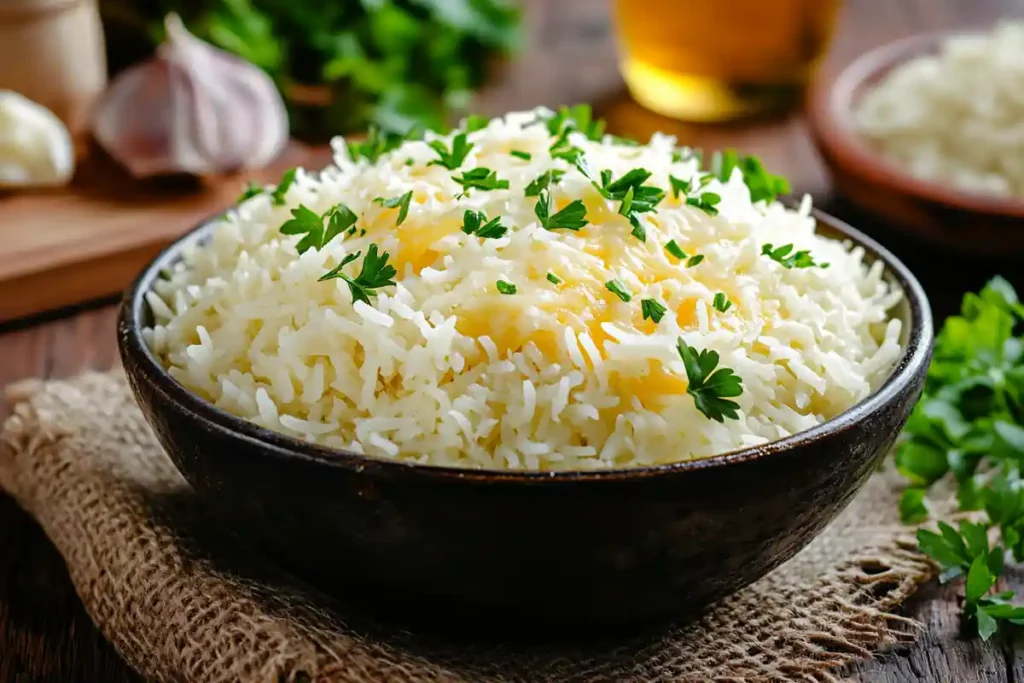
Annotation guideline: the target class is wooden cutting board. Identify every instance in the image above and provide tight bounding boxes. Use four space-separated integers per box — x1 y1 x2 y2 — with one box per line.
0 143 333 323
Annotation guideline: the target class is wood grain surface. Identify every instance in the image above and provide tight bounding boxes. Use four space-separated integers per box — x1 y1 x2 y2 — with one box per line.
2 0 1024 680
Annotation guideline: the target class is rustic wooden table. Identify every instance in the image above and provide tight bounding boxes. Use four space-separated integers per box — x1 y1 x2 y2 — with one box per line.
2 0 1023 680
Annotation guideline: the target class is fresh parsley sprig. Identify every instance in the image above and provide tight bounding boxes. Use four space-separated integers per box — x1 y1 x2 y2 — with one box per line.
373 191 413 226
761 243 829 269
538 104 606 141
534 190 588 231
280 203 358 254
427 132 474 170
713 292 732 313
496 280 517 295
319 244 397 304
685 191 721 216
897 277 1024 641
452 167 509 196
461 210 508 239
578 162 665 241
677 338 744 422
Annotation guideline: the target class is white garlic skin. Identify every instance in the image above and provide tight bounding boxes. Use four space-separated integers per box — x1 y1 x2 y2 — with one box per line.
0 90 74 188
92 14 289 178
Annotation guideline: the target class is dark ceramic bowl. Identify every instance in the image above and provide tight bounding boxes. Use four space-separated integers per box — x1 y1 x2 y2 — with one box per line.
808 31 1024 257
118 208 933 628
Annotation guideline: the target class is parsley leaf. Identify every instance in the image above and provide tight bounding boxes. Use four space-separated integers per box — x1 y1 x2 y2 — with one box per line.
525 169 565 197
685 191 721 216
452 167 509 195
712 292 732 313
510 150 532 160
427 132 473 170
280 203 357 254
665 240 687 260
546 271 563 285
605 279 632 302
676 338 744 422
710 149 791 203
496 280 517 295
549 127 584 163
271 168 296 206
346 126 405 164
582 164 665 242
669 175 691 199
463 114 489 133
687 254 705 267
761 243 829 269
373 191 413 226
318 244 397 304
238 180 263 203
534 191 588 231
460 210 508 239
642 298 667 323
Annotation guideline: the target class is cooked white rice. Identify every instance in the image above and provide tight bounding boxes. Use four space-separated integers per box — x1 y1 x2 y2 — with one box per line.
854 22 1024 198
144 108 903 471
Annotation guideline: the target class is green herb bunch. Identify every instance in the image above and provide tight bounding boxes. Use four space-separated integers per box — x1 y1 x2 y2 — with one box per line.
124 0 520 136
897 277 1024 640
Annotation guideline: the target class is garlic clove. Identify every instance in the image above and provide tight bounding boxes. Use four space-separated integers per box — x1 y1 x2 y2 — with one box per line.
92 13 290 178
0 90 75 188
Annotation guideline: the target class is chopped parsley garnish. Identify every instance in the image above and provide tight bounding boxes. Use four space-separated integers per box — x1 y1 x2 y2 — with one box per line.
580 163 665 242
712 292 732 313
668 175 691 199
761 243 829 269
345 126 405 164
685 191 721 216
892 278 1024 641
546 271 563 285
452 167 509 195
665 240 687 260
711 149 791 203
534 191 588 231
460 210 508 239
676 337 744 422
238 180 263 203
687 254 704 267
496 280 517 295
605 279 632 302
540 104 606 141
318 244 397 304
641 298 667 323
463 114 489 133
280 203 357 254
373 191 413 226
525 169 565 197
427 132 474 170
549 128 584 163
271 168 297 206
510 150 532 160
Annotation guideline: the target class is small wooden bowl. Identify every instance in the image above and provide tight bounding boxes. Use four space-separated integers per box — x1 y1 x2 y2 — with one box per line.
808 32 1024 257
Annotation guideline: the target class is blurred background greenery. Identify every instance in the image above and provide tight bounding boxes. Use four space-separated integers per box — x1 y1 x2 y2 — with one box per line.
98 0 521 139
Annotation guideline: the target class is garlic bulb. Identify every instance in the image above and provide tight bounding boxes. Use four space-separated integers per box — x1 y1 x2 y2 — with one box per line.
92 14 289 178
0 90 74 188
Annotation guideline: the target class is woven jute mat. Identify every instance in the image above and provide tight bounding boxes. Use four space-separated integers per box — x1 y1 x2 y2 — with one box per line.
0 371 940 683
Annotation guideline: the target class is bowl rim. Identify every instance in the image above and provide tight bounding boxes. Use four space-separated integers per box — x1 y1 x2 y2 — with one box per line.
118 205 933 483
808 29 1024 219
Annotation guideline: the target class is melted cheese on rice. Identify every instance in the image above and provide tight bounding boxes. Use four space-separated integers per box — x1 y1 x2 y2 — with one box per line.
144 109 903 470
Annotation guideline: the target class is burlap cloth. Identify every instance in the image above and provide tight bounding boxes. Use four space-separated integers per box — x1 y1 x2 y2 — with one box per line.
0 371 942 683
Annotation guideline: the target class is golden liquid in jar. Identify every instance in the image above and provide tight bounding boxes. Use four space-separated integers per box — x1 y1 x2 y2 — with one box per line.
613 0 841 121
